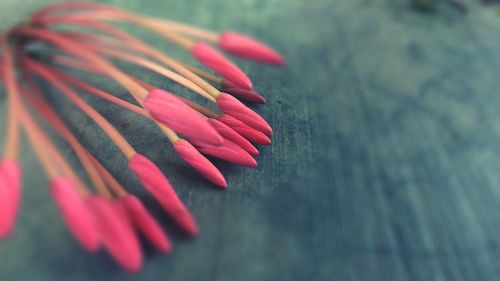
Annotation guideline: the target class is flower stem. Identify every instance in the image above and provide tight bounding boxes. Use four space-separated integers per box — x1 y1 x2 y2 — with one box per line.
54 55 220 119
31 1 219 41
64 34 214 101
86 153 128 198
21 73 112 198
182 64 223 84
0 36 21 159
18 97 90 196
12 27 149 100
22 57 137 159
47 65 180 144
37 15 222 99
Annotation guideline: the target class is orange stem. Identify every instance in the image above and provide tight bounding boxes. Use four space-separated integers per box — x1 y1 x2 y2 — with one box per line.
12 27 149 100
23 57 137 159
63 33 214 101
21 74 112 198
38 16 221 99
19 100 90 196
0 36 21 159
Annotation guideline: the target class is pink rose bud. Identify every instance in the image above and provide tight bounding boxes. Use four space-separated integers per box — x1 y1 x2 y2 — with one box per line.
218 114 271 145
86 196 142 273
122 195 172 253
144 89 224 146
219 32 284 65
208 118 259 156
128 154 199 236
0 158 21 239
216 93 272 136
221 80 266 104
197 139 257 167
173 139 227 188
50 177 100 252
192 42 253 90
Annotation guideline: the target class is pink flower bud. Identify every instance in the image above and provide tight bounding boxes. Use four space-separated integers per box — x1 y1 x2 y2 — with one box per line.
173 139 227 188
197 139 257 167
0 159 21 239
216 93 272 136
86 196 142 273
221 80 266 104
144 89 223 146
192 42 253 90
122 195 172 253
207 118 259 156
50 177 100 252
128 154 199 236
219 32 284 65
218 114 271 145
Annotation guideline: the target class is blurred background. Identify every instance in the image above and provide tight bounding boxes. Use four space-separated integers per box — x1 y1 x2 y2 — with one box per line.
2 0 500 280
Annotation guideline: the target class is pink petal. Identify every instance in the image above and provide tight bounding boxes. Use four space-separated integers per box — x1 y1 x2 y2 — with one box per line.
86 196 142 273
192 42 253 90
208 118 259 156
128 154 199 236
50 177 100 252
144 89 223 146
218 114 271 145
219 32 285 65
0 175 12 239
173 139 227 188
221 80 266 104
216 93 272 135
122 195 172 253
197 139 257 167
0 159 21 239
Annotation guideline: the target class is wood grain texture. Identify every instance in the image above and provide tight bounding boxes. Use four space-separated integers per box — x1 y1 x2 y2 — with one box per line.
1 0 500 280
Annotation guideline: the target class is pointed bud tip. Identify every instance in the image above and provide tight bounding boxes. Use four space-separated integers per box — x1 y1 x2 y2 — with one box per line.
145 89 224 146
129 154 197 235
207 118 260 157
219 32 285 66
173 207 199 237
217 114 272 145
198 139 258 167
192 42 253 90
216 93 272 135
86 196 142 272
121 195 172 253
173 139 228 188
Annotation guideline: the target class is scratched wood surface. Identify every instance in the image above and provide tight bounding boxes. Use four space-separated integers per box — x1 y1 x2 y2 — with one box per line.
2 0 500 280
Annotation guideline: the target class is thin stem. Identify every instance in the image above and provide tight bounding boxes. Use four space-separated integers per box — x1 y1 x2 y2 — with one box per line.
48 66 180 144
32 2 219 41
182 64 223 84
52 68 149 117
143 17 219 42
64 33 214 101
54 55 220 119
21 74 112 198
12 27 149 100
38 15 222 99
23 57 137 159
131 73 221 119
86 152 128 198
18 105 59 178
19 99 90 196
1 36 21 159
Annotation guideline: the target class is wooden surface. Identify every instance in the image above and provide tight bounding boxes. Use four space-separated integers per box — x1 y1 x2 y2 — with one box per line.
2 0 500 280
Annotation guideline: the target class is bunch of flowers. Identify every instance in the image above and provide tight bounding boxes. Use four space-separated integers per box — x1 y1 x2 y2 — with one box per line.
0 1 283 272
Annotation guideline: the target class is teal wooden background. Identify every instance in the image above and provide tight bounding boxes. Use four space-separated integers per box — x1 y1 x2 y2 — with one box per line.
2 0 500 280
